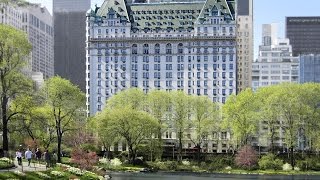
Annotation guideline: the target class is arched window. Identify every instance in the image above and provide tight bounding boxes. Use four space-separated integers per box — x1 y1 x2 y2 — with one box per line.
132 44 137 54
143 44 149 54
166 43 172 54
155 43 160 54
178 43 183 54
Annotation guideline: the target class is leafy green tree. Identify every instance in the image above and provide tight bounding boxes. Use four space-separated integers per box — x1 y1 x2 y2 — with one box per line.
0 25 32 152
171 91 191 162
255 86 282 153
146 90 171 159
9 95 55 150
223 89 258 147
273 83 301 170
188 95 219 164
91 111 118 158
99 107 159 163
40 76 85 162
107 88 146 110
297 83 320 152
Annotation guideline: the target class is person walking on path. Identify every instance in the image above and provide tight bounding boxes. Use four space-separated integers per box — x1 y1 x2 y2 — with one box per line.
16 149 22 166
44 149 51 169
25 148 33 166
35 148 42 164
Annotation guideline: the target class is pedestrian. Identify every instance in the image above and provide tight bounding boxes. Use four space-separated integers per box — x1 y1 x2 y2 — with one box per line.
44 149 51 168
25 148 33 166
35 148 42 164
16 149 22 166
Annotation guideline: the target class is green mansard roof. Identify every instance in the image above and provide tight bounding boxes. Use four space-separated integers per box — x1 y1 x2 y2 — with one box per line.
94 0 235 31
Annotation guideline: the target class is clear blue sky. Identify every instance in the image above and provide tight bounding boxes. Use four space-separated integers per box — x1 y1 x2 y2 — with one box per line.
28 0 320 59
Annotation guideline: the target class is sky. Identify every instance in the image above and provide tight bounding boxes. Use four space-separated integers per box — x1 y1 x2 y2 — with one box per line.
28 0 320 59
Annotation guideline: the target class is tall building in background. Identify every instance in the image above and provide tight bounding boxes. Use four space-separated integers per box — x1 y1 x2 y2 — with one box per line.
299 54 320 83
252 24 299 91
87 0 237 154
53 0 90 91
22 4 54 78
0 3 23 29
286 17 320 56
0 2 53 79
236 0 253 92
87 0 237 115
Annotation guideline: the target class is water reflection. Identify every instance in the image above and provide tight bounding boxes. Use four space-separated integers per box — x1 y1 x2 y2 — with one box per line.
109 172 320 180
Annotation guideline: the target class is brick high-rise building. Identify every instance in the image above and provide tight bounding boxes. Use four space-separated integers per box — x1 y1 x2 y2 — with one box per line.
236 0 253 92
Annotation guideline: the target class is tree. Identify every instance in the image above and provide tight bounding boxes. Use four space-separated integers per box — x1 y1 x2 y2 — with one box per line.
0 25 32 152
223 89 258 147
146 90 171 159
40 76 85 162
273 83 301 170
188 95 219 164
235 145 258 170
107 88 146 110
9 95 56 150
255 86 282 153
296 83 320 152
71 148 98 171
91 111 118 159
99 107 159 163
171 91 191 162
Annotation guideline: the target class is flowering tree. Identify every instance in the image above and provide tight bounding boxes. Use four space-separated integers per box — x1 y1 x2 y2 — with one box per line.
235 145 258 170
70 148 98 170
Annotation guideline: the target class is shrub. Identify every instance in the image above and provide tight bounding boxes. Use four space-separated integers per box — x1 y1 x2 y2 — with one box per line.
235 145 258 170
147 161 167 171
50 171 65 177
13 170 25 176
258 153 283 170
219 156 234 167
297 158 320 171
35 172 51 179
181 160 190 166
0 157 13 163
164 161 178 170
110 158 122 167
282 163 292 171
70 148 98 170
67 166 83 176
208 162 224 171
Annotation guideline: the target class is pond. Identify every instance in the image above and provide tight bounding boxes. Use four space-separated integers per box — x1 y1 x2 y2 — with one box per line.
109 172 320 180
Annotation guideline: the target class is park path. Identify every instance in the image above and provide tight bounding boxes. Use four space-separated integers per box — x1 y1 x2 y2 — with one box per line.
0 160 47 172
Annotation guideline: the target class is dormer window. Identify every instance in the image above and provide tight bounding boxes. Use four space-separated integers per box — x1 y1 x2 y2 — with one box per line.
212 6 219 16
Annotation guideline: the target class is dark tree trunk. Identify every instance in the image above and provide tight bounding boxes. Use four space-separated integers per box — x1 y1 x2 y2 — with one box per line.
270 129 275 153
57 132 62 163
290 146 294 170
2 96 9 153
178 131 182 163
129 146 135 164
197 143 201 165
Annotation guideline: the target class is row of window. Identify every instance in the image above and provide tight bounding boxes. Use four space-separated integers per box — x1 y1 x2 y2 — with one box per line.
94 79 234 89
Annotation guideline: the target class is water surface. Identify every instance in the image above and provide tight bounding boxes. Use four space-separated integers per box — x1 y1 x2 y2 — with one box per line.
109 172 320 180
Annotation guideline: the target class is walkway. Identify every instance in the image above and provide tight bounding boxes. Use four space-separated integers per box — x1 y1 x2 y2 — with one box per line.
0 160 47 172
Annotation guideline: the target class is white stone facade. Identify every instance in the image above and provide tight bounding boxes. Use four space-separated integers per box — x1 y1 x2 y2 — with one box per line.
86 0 237 116
252 24 299 91
0 3 54 79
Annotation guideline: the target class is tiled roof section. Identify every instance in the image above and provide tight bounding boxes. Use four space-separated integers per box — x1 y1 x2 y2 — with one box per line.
129 2 203 31
97 0 130 21
92 0 235 31
197 0 235 23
